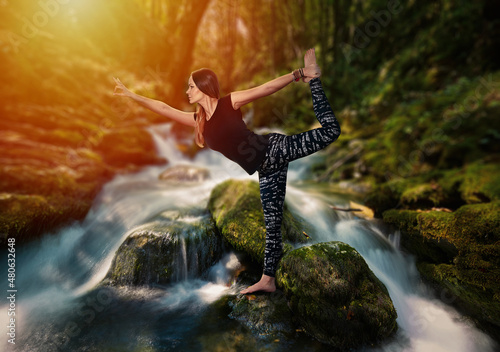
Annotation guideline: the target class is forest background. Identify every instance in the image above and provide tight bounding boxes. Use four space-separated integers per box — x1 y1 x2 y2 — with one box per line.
1 0 500 340
0 0 499 267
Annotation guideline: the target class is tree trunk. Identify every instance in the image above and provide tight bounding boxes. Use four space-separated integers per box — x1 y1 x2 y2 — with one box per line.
164 0 212 106
319 0 327 68
223 1 237 93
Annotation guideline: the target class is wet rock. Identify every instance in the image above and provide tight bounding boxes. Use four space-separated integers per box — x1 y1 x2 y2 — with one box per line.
276 241 398 349
228 290 294 337
0 123 164 243
383 209 458 264
383 202 500 338
102 209 224 286
0 142 112 243
159 164 210 182
365 162 500 217
0 194 60 243
207 179 308 266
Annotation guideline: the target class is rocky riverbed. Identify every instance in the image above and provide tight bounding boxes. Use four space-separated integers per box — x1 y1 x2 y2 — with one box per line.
101 178 398 350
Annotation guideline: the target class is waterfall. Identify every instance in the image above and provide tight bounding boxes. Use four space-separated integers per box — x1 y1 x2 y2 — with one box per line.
1 123 497 352
285 187 497 352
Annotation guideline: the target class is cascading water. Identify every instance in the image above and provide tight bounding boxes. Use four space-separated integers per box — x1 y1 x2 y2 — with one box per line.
285 188 498 352
1 123 497 352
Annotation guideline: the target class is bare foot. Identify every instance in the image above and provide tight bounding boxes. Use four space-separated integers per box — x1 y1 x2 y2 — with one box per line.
240 274 276 294
303 48 320 83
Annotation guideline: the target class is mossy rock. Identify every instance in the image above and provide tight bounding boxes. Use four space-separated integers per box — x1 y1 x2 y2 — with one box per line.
102 209 223 286
451 201 500 246
383 202 500 262
0 193 55 243
228 290 294 337
459 162 500 204
365 174 457 216
365 161 500 217
383 202 500 338
400 183 446 208
0 193 93 244
207 179 307 267
276 241 397 349
418 262 500 338
364 183 401 217
0 140 112 243
364 174 433 216
382 209 458 263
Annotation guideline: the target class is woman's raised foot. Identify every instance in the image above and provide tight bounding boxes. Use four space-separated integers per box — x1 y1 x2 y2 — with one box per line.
303 48 320 83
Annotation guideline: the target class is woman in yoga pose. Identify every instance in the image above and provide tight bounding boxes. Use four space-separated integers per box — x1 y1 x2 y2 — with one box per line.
113 48 340 294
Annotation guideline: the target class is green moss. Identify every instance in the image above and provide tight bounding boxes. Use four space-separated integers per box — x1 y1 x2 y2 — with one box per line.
104 211 223 287
384 202 500 336
208 179 306 267
366 161 500 217
275 242 397 349
418 262 500 334
401 183 444 208
364 183 401 217
383 209 458 264
460 162 500 203
385 202 500 260
227 291 294 336
0 192 93 243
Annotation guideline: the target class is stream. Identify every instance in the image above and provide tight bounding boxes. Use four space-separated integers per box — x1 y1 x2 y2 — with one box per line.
1 123 498 352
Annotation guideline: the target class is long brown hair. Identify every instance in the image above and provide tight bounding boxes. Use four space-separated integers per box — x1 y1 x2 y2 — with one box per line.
192 68 220 147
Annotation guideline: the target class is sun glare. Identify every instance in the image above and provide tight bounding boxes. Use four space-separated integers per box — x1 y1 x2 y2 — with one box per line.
14 0 111 40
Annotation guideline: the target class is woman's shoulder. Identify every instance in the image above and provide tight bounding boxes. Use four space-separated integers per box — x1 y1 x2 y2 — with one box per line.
220 93 232 103
221 93 238 111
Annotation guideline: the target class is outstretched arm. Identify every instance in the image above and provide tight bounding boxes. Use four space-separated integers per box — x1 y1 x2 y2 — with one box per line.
113 77 195 127
230 49 321 110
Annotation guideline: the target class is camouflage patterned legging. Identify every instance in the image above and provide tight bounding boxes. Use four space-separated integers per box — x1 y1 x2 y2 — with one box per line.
258 78 341 277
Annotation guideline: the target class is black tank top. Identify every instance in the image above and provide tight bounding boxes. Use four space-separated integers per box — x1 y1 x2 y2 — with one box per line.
202 94 269 175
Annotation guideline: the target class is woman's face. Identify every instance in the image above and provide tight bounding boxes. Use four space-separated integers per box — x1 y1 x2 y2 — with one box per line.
186 76 205 104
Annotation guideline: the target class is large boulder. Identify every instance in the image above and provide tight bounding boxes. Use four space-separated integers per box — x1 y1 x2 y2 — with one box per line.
0 142 112 244
276 241 398 349
0 117 164 244
207 179 307 267
102 209 224 286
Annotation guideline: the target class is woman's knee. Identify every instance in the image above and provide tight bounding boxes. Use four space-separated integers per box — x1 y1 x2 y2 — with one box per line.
322 126 341 144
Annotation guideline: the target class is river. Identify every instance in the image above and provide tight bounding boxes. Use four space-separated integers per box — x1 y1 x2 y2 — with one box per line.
1 123 498 352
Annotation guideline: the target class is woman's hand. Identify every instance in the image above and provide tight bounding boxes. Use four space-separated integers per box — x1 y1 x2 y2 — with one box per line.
113 77 133 98
112 77 196 127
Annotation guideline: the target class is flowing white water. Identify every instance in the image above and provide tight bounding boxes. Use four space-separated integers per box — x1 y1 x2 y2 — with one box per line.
285 187 498 352
1 123 497 352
